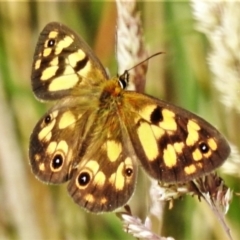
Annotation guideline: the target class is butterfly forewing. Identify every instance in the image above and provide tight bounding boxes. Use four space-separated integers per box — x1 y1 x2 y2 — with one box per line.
122 91 230 183
31 22 108 101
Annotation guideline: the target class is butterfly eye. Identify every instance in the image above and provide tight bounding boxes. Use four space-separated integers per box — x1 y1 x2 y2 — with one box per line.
118 70 129 89
78 172 91 186
198 142 210 153
47 39 55 47
51 154 63 170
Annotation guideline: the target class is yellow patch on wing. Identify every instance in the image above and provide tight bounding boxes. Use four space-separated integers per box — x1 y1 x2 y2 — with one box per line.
34 154 41 161
208 138 217 151
109 162 124 191
85 160 99 175
85 194 95 203
188 120 200 131
124 157 132 166
93 171 106 187
44 131 52 142
100 197 107 204
55 36 74 55
68 49 86 67
197 162 203 168
137 121 158 161
163 144 177 168
173 142 184 154
192 148 202 161
41 66 59 81
107 140 122 162
46 141 57 155
50 57 59 66
57 140 69 155
39 163 45 171
48 31 58 40
34 59 41 70
58 111 76 129
184 164 196 174
43 48 52 57
186 120 200 146
38 119 56 141
48 74 79 91
159 109 177 131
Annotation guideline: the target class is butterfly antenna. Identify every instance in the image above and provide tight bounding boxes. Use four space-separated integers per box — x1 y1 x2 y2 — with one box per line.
127 51 165 72
118 52 165 89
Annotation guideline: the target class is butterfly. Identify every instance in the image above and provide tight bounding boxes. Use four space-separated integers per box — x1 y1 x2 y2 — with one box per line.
29 22 230 213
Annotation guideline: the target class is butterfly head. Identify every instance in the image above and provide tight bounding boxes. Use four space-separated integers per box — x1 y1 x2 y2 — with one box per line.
118 70 129 89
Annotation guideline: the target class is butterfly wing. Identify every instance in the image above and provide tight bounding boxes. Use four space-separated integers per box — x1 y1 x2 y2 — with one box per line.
122 91 230 183
31 22 108 100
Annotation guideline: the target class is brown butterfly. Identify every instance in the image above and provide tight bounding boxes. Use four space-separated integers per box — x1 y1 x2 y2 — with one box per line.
29 22 230 213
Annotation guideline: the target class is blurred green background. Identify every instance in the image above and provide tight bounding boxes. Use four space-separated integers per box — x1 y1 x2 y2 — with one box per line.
0 1 239 240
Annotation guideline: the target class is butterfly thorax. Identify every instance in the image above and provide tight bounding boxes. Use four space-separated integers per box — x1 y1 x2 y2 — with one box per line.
99 78 124 107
